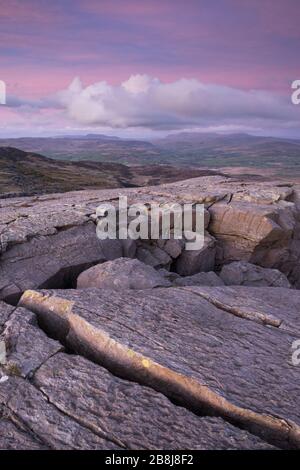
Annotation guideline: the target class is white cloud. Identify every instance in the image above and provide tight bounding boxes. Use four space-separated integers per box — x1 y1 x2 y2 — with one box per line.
53 74 300 132
5 74 300 137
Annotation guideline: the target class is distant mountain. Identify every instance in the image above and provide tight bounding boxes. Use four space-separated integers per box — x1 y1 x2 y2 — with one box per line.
57 133 121 141
1 133 300 174
151 132 300 172
0 147 221 196
0 136 159 164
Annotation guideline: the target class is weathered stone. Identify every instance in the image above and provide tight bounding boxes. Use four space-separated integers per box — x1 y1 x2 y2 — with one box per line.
98 238 123 260
158 268 180 282
0 418 48 450
164 238 183 258
208 198 299 286
173 271 224 287
136 245 172 269
175 233 216 275
136 247 160 267
0 224 107 303
1 176 300 297
34 352 273 450
220 261 291 288
0 376 120 449
0 301 14 332
121 238 137 258
77 258 171 290
19 287 300 448
1 307 63 377
183 285 300 335
0 301 273 449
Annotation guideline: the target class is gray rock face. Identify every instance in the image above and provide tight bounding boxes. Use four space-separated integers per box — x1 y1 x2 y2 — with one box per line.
175 232 216 275
183 285 300 335
0 301 273 450
173 271 224 287
0 301 14 333
1 174 300 450
220 261 291 288
136 244 172 269
77 257 171 290
19 286 300 449
33 352 271 450
121 238 137 258
163 238 184 258
0 176 300 299
1 307 63 377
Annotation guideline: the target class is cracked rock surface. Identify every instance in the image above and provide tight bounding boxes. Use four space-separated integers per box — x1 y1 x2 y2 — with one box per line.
1 175 300 301
1 175 300 449
0 301 274 450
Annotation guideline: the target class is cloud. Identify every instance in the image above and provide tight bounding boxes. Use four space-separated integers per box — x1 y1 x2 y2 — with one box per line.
54 74 300 131
4 74 300 138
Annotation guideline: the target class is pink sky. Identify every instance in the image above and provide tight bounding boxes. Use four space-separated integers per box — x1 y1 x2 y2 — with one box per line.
0 0 299 137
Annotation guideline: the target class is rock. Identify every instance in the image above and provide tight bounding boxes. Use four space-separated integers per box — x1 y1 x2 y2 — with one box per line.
121 239 136 258
98 238 123 260
19 287 300 449
136 245 172 269
220 261 291 288
158 268 180 282
173 271 224 287
33 352 272 450
77 258 171 290
0 418 48 450
0 376 120 450
0 301 14 333
2 175 300 450
163 238 183 259
1 307 63 378
149 246 172 267
0 224 107 303
0 300 272 450
208 197 300 285
175 232 216 275
1 176 300 299
182 285 300 335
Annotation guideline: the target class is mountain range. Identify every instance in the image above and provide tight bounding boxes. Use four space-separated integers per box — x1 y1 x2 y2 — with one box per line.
0 147 222 196
1 133 300 175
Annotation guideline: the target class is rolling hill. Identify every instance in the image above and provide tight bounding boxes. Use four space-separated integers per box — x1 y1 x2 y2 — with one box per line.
1 133 300 176
0 147 222 196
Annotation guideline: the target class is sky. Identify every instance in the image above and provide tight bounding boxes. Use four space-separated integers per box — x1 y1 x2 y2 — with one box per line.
0 0 299 138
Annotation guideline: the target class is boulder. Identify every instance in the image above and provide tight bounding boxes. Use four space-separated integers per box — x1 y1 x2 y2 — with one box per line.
158 268 180 282
175 232 216 275
1 176 300 299
173 271 224 287
121 239 136 258
136 245 172 269
220 261 291 288
163 238 184 259
77 257 171 290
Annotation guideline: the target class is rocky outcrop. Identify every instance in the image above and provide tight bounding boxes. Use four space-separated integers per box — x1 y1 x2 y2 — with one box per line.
77 257 171 290
0 176 300 301
16 285 300 449
0 175 299 302
220 261 291 288
1 174 300 449
0 296 275 450
175 232 216 275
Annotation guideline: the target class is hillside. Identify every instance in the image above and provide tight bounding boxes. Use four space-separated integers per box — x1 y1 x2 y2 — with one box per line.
1 133 300 175
0 147 221 195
